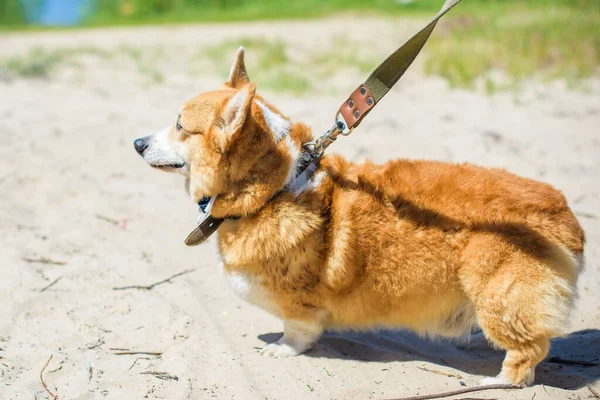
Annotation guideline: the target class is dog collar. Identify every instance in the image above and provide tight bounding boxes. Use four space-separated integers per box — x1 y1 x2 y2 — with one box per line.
185 196 222 246
184 157 320 247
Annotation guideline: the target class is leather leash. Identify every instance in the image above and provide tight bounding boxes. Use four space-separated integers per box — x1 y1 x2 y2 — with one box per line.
340 0 462 131
185 0 462 246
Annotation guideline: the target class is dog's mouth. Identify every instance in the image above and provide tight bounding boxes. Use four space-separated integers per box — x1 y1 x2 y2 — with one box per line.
150 162 185 170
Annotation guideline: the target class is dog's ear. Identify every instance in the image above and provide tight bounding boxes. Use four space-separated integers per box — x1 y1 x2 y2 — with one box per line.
219 82 256 146
225 46 250 89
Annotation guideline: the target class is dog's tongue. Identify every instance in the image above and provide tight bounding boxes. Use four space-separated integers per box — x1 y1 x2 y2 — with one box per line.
198 196 211 213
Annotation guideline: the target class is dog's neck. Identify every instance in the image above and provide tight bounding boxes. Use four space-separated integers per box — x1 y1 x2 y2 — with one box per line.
185 122 316 246
202 122 312 220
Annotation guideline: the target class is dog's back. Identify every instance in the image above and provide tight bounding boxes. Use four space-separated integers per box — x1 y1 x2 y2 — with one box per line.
322 156 584 256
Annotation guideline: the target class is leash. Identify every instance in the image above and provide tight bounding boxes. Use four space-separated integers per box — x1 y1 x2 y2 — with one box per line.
185 0 462 246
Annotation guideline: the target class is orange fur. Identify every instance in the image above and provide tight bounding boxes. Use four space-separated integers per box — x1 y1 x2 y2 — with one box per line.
137 48 586 386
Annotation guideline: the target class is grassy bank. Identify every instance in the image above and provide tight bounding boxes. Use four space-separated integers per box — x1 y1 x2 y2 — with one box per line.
0 0 598 91
0 0 446 28
425 0 600 90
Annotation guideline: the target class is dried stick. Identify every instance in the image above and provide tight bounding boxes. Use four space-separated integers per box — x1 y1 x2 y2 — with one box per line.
113 351 162 356
417 366 463 379
112 269 195 291
128 356 151 371
588 386 600 400
575 211 599 220
40 355 58 400
40 276 62 292
388 384 523 400
23 257 66 266
95 214 120 225
85 339 105 350
140 371 179 381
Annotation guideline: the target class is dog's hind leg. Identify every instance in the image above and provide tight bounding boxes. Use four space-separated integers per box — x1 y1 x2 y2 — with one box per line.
460 236 578 386
259 319 322 358
480 338 550 386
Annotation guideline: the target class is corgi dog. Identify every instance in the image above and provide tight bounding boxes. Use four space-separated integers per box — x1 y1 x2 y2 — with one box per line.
134 47 585 386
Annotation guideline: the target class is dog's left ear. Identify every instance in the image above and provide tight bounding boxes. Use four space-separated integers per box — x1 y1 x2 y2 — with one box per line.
225 46 250 89
219 82 256 147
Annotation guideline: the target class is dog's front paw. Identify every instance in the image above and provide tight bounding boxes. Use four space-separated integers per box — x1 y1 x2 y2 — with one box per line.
480 375 510 386
259 340 306 358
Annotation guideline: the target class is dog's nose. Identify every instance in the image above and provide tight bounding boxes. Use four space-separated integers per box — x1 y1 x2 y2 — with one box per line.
133 138 148 155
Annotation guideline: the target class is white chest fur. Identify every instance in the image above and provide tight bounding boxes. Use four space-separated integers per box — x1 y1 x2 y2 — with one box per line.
218 261 280 317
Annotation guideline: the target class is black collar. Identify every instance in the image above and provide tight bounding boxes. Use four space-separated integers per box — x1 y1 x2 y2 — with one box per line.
185 156 319 247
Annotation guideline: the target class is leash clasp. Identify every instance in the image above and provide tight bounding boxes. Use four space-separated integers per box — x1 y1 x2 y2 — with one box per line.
303 116 353 162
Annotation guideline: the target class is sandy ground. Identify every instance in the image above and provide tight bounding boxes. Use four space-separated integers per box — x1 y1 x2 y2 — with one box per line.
0 18 599 400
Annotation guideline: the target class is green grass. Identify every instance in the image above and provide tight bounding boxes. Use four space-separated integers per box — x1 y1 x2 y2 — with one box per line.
3 0 593 29
0 45 164 84
424 0 600 88
1 0 598 91
118 45 166 84
71 0 442 27
202 39 312 95
310 34 382 78
0 0 481 30
0 47 108 78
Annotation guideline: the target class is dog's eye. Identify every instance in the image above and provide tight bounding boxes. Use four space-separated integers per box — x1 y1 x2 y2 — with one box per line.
176 116 184 131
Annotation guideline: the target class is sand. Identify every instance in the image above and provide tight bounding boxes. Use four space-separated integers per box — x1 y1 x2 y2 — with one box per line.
0 17 599 400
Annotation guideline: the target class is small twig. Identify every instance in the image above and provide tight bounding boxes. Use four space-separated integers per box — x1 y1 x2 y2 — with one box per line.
128 357 151 371
140 371 178 381
417 366 463 379
23 257 66 266
48 365 63 374
39 276 63 292
575 211 599 220
95 214 119 225
588 386 600 400
388 384 523 400
40 355 58 400
547 356 598 367
113 351 162 356
112 269 195 291
129 358 140 371
85 339 105 350
33 390 46 400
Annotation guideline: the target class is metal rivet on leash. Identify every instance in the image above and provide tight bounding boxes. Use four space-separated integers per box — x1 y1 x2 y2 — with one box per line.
366 97 373 106
348 99 354 108
353 109 360 118
360 86 367 95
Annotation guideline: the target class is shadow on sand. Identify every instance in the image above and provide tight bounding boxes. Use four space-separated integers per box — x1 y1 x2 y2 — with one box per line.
259 328 600 390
